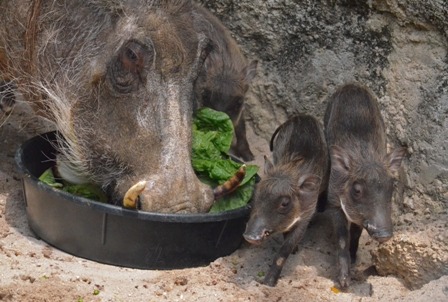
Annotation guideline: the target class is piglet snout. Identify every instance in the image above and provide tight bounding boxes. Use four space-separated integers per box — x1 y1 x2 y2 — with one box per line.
363 221 392 243
243 229 271 245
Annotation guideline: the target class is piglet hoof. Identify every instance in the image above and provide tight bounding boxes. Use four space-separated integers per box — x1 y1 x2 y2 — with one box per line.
338 271 351 288
262 272 279 287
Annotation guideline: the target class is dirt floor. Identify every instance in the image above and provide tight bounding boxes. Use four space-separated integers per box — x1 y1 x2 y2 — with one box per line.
1 102 447 302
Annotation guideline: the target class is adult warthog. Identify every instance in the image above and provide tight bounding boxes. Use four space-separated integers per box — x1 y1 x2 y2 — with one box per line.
0 0 231 213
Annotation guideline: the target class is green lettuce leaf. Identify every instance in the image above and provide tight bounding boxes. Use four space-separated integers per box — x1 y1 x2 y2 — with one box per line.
38 168 63 188
63 183 108 203
192 107 259 213
193 107 234 153
39 168 107 203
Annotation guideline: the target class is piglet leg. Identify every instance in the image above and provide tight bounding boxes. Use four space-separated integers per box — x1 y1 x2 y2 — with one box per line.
263 218 311 287
349 223 363 264
330 207 351 288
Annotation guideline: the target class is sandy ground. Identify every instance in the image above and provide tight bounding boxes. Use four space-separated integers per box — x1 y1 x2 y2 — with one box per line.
1 102 447 302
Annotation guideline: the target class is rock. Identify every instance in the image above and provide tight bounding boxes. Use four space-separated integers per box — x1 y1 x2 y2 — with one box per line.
371 219 448 289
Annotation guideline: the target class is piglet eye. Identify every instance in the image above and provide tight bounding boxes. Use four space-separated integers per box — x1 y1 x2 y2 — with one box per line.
278 197 291 214
351 182 363 200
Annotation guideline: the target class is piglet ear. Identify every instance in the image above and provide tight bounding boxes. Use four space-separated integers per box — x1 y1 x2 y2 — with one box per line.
244 60 258 82
330 145 351 174
298 174 321 207
298 174 321 194
264 155 274 174
386 147 407 177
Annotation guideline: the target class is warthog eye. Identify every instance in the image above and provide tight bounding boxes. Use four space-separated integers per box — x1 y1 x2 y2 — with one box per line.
278 196 291 214
121 41 148 74
125 47 138 62
108 40 152 93
351 182 363 200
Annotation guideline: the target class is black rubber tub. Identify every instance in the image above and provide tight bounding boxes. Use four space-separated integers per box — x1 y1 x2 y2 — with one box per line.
15 131 251 269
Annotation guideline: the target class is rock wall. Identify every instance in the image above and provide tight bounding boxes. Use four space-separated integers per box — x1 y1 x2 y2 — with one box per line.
198 0 447 289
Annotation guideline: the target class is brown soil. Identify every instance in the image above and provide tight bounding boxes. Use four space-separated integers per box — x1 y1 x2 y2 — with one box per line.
1 102 447 302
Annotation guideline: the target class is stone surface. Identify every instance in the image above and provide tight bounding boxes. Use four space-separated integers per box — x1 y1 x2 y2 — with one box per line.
371 219 448 290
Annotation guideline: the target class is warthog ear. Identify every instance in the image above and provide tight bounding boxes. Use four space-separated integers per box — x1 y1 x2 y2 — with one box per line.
386 147 407 177
330 145 351 174
244 60 258 82
264 155 274 174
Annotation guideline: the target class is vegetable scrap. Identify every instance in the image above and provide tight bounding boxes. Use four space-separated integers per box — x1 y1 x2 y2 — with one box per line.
38 168 107 202
213 164 247 199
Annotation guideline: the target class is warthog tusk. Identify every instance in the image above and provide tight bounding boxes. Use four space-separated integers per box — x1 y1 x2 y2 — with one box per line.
213 164 246 199
123 181 147 209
